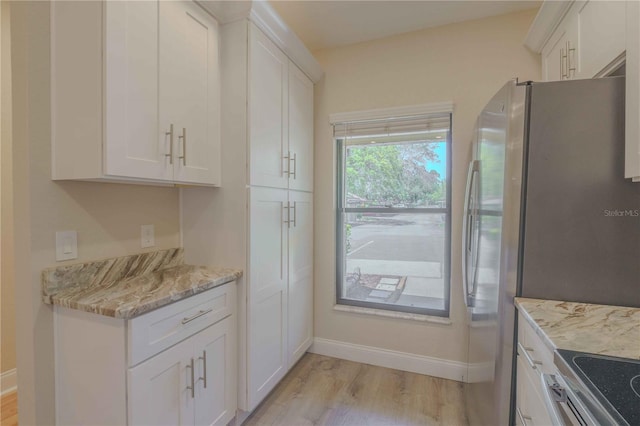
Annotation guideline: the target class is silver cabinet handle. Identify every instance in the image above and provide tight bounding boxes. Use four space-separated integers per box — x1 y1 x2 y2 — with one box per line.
283 151 291 176
561 47 568 79
518 342 542 370
181 308 213 325
566 41 575 78
178 127 187 166
516 407 532 426
284 201 291 228
198 350 207 389
290 152 297 179
291 202 297 227
186 358 195 398
165 124 174 164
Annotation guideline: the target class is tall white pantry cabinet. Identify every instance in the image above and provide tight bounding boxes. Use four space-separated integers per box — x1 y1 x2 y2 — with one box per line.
181 5 322 415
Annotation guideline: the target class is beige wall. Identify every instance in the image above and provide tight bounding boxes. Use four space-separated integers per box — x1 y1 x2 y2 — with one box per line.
11 2 181 424
1 0 16 376
313 10 540 364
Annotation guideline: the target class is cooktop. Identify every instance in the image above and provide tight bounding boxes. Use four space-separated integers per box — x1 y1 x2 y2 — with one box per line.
556 349 640 426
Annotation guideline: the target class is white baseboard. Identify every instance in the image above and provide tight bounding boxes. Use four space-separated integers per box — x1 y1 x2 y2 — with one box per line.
1 369 17 395
309 337 468 382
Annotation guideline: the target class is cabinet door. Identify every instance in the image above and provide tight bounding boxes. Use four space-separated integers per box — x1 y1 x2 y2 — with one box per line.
104 1 172 181
249 24 290 189
288 63 314 192
160 1 221 185
128 337 195 426
248 187 289 409
541 20 572 82
573 0 626 79
193 318 236 426
287 191 313 367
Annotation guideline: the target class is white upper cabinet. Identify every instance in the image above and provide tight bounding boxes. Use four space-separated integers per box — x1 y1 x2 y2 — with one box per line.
52 0 221 186
530 1 626 82
104 1 170 181
541 14 574 81
248 24 314 192
288 63 315 192
162 1 221 185
248 26 290 190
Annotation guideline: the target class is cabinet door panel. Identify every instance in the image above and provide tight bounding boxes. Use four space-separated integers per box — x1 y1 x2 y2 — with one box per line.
249 24 289 189
128 337 194 426
287 191 313 367
194 318 236 426
105 1 171 181
168 1 221 185
288 63 314 192
574 0 626 79
541 25 569 82
248 187 288 409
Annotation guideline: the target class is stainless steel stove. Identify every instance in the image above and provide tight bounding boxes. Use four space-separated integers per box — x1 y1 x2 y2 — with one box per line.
542 349 640 426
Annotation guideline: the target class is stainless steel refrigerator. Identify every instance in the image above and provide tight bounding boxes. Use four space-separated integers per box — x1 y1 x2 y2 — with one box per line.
462 76 640 426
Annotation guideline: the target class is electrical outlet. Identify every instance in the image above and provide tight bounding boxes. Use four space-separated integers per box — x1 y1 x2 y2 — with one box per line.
141 225 155 248
56 230 78 261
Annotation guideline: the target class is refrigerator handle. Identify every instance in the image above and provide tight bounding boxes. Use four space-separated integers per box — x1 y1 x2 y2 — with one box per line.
462 160 480 308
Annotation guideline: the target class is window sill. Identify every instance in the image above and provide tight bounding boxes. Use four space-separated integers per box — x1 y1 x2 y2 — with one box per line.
333 304 452 325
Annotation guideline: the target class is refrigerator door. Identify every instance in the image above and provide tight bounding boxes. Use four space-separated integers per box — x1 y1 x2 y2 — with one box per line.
520 77 640 307
465 80 527 426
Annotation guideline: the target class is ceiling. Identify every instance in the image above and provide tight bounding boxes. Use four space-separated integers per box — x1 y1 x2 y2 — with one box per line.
269 1 541 52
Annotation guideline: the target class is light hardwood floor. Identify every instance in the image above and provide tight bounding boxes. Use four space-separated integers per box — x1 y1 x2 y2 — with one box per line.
244 354 469 426
1 391 18 426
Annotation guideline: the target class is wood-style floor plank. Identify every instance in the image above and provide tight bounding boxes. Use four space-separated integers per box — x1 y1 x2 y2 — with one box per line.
1 391 18 426
244 354 468 426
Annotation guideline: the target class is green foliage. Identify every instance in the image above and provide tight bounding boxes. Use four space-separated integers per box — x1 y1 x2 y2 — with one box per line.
345 142 443 206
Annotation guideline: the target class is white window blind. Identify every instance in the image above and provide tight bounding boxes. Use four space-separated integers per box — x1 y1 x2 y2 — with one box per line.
332 112 451 146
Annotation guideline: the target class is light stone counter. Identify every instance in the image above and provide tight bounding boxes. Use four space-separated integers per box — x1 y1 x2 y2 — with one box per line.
515 298 640 360
42 248 242 319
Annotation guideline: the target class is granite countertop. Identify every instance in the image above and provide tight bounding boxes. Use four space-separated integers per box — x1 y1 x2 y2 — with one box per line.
42 248 242 319
515 297 640 360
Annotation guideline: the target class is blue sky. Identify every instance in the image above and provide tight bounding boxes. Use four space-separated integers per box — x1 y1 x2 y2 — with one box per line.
425 142 447 177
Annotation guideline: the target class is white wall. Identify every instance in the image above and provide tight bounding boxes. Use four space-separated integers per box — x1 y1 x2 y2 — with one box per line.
312 9 540 366
11 3 181 424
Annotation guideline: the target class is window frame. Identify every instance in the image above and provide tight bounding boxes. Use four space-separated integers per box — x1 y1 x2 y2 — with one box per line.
335 114 453 318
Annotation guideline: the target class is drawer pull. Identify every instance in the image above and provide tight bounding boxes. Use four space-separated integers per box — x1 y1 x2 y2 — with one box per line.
518 342 542 370
516 407 532 425
181 308 213 325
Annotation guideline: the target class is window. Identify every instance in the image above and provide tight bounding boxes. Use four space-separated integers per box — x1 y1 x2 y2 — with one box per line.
334 108 452 317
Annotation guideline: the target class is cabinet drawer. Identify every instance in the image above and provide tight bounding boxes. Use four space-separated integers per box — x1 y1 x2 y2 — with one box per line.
128 283 236 366
517 313 554 374
516 355 554 426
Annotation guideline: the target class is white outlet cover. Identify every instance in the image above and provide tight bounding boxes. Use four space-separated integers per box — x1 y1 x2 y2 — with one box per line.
141 224 155 248
55 230 78 261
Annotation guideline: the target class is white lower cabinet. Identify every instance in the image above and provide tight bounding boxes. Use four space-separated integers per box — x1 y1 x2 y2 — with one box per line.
515 312 554 426
129 318 235 426
53 283 237 426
